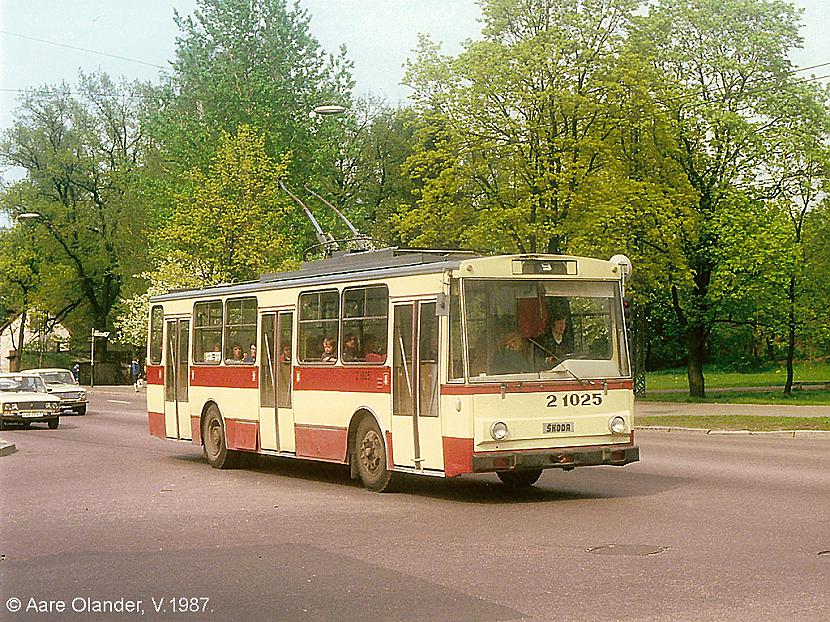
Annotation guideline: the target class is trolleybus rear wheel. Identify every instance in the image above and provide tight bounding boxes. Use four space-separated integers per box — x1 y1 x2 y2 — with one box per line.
497 469 542 488
202 406 241 469
354 417 394 492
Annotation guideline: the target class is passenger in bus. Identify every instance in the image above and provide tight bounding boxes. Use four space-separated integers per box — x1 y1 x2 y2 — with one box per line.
342 333 359 362
361 334 386 363
492 332 532 374
320 337 337 363
279 344 291 363
227 344 244 364
243 344 256 364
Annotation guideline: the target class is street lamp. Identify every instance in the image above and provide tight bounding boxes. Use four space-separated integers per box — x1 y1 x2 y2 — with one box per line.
312 104 347 115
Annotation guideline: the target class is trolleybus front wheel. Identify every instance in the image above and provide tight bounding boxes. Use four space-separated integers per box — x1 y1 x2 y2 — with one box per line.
354 417 395 492
497 469 542 488
202 406 242 469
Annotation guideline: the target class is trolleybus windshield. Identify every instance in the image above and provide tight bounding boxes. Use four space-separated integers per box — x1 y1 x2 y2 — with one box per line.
462 279 629 381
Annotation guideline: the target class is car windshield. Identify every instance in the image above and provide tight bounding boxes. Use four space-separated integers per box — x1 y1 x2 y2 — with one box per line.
0 376 47 393
459 279 630 381
40 371 76 385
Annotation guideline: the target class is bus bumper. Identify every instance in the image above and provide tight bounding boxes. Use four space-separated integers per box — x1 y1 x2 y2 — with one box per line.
471 444 639 473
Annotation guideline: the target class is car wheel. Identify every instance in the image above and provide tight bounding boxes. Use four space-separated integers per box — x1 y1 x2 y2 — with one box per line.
0 418 5 431
354 417 395 492
75 405 87 416
47 418 60 430
201 405 242 469
497 469 543 488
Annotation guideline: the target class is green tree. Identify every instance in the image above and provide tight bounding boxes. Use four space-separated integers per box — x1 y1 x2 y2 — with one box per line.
0 73 152 335
156 124 296 283
399 0 639 254
637 0 811 396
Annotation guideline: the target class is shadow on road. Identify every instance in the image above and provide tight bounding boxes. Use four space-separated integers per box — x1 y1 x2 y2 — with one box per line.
168 452 688 503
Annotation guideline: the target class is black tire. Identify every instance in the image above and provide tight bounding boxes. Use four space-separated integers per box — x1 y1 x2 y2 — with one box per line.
75 405 87 416
202 406 242 469
47 417 60 430
497 469 543 488
0 418 5 431
354 417 394 492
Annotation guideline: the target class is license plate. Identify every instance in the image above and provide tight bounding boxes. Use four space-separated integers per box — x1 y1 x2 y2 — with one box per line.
21 411 44 418
543 422 574 434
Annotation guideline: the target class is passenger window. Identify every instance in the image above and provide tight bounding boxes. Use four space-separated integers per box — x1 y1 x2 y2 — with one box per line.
193 300 223 364
342 285 388 364
149 305 164 365
225 297 258 364
298 290 339 363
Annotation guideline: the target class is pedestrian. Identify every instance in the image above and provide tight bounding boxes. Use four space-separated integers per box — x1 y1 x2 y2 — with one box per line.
72 362 80 383
131 357 141 392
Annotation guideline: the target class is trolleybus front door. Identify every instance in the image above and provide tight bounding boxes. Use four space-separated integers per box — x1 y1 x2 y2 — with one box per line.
391 301 443 472
259 311 295 452
163 319 190 440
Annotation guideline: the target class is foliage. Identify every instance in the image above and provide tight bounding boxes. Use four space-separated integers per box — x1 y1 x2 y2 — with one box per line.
398 0 640 254
156 124 296 282
0 73 152 335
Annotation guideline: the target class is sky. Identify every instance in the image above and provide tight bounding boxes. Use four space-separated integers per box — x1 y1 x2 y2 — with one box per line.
1 0 830 187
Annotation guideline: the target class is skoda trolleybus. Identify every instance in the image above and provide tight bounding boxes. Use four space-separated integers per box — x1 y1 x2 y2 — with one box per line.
146 249 639 491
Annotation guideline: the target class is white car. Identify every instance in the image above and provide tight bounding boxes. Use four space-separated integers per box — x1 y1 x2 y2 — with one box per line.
0 373 62 430
25 368 88 415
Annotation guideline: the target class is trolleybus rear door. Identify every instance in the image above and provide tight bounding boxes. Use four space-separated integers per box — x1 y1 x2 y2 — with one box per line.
391 301 443 472
163 319 190 440
259 311 295 452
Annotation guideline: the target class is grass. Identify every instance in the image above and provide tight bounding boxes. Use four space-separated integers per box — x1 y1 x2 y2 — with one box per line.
637 389 830 406
635 415 830 431
646 361 830 391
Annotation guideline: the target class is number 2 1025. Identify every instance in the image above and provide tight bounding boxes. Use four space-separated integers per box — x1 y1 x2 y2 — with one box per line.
546 392 603 407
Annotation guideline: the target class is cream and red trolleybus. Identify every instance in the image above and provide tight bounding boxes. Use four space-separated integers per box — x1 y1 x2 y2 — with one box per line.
147 249 638 491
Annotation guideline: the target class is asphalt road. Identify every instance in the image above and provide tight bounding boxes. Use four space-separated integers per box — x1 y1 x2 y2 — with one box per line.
1 388 828 622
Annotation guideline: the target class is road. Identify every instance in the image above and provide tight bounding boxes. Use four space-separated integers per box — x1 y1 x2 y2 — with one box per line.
1 388 828 621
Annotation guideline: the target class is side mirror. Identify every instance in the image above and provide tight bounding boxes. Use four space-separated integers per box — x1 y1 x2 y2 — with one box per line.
46 387 53 392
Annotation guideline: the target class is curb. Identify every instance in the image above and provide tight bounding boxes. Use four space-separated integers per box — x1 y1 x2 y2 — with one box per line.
637 426 830 438
0 436 17 457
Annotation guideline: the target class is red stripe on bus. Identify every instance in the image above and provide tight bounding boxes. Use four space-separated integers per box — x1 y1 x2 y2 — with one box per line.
293 366 391 393
190 365 259 389
148 411 165 438
443 437 474 477
295 424 348 462
440 379 633 395
146 365 164 385
225 418 259 451
190 416 202 445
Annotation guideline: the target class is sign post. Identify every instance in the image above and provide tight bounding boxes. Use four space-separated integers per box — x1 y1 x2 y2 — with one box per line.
90 329 110 388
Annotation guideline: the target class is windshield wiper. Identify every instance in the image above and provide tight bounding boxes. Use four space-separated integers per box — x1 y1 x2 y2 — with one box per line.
526 337 592 384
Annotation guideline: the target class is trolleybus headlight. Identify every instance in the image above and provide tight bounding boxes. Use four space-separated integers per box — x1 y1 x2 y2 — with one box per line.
609 416 626 434
490 421 509 441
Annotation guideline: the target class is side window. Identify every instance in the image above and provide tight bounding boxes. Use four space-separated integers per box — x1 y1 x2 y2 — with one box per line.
449 279 464 381
149 305 164 365
342 285 388 364
193 300 223 364
298 290 339 363
225 297 258 364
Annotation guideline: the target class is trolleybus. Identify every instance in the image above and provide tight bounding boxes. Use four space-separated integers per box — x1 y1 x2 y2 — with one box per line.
147 248 639 491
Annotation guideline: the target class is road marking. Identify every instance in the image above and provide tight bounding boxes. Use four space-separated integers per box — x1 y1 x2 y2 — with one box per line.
107 400 131 404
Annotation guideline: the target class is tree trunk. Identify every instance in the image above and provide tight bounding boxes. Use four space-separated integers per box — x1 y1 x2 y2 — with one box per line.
784 275 796 396
687 323 707 398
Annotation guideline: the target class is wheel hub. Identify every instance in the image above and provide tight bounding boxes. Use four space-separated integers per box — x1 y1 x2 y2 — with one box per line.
360 430 382 473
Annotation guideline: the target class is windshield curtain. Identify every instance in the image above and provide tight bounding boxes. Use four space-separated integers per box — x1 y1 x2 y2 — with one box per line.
461 279 630 381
